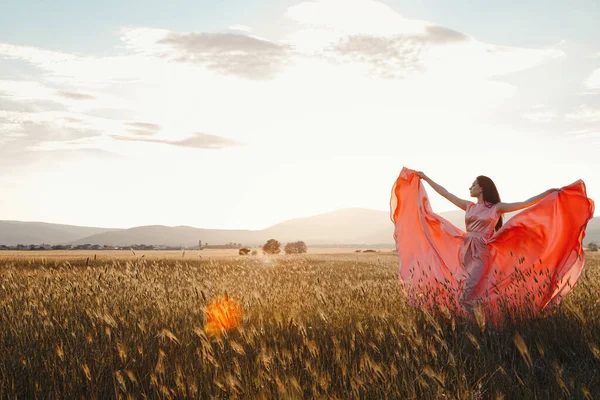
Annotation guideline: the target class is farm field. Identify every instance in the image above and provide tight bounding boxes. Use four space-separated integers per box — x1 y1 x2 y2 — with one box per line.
1 252 599 398
0 247 395 260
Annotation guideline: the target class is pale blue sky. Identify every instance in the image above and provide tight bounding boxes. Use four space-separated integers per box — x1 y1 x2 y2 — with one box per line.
0 0 599 229
2 0 599 52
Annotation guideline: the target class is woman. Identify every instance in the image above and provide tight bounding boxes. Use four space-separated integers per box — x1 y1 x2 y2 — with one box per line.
390 167 594 322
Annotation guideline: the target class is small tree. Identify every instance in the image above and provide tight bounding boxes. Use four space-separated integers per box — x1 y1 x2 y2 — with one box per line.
588 242 598 252
239 247 251 255
262 239 281 255
284 241 307 254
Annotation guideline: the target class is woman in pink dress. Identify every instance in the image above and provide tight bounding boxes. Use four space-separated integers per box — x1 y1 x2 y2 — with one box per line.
389 167 594 322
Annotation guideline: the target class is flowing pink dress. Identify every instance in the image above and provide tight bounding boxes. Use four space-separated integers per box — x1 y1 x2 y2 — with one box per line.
390 167 595 322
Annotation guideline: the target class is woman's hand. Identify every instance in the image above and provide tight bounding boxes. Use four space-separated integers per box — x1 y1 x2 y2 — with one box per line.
415 172 469 210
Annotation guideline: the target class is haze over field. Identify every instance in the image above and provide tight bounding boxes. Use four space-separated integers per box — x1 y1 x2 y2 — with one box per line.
1 0 599 232
1 208 599 247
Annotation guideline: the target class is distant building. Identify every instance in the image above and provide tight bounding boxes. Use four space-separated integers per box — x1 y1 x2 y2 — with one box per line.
202 242 243 249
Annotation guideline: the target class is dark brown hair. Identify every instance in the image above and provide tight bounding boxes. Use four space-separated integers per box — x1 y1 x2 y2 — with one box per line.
476 175 503 231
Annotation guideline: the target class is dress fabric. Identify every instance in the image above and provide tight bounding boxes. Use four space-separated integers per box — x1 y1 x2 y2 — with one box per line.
389 167 595 321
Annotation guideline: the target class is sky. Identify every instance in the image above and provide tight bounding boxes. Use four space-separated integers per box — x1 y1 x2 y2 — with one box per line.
1 0 599 230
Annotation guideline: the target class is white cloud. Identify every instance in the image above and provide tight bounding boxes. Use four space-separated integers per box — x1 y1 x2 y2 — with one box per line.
523 111 556 123
155 31 292 80
1 79 60 102
586 67 600 88
284 0 427 37
564 129 599 139
565 105 600 122
0 43 75 65
57 91 96 100
111 132 240 149
27 135 112 152
281 0 563 80
228 25 252 33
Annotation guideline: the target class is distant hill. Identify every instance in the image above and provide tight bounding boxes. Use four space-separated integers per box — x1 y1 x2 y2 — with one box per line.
1 208 598 247
261 208 392 245
586 217 600 244
0 221 118 246
70 225 259 247
71 208 461 247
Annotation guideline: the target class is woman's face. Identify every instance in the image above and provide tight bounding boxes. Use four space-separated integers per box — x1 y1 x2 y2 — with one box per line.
469 180 483 198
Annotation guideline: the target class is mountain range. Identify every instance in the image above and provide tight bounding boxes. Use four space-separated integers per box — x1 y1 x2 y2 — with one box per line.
0 208 598 247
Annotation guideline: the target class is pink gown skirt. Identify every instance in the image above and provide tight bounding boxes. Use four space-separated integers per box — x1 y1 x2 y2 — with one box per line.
390 167 595 322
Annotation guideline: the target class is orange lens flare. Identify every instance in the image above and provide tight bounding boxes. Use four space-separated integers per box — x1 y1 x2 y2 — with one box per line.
204 296 243 335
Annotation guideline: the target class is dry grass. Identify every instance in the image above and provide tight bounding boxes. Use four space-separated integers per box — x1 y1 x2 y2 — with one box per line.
0 247 395 260
0 252 599 399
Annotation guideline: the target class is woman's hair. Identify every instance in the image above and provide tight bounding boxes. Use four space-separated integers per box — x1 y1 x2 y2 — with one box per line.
476 175 503 231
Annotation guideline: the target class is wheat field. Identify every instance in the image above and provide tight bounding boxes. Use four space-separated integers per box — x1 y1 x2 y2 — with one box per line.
1 251 599 399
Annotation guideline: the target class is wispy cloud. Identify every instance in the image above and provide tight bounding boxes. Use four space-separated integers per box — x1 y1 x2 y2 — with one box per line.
327 34 427 79
57 91 96 100
565 105 600 122
228 25 252 33
158 32 292 80
111 132 239 149
423 26 470 44
0 43 75 65
564 128 599 139
324 26 469 79
124 121 161 132
0 96 67 113
119 28 293 80
522 110 557 123
324 25 560 80
128 130 155 136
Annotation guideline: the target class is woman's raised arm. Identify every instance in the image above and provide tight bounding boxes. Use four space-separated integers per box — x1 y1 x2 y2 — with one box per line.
417 171 469 211
496 188 560 213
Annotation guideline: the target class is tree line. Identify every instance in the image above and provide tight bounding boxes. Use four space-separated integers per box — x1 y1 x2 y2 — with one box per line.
238 240 307 255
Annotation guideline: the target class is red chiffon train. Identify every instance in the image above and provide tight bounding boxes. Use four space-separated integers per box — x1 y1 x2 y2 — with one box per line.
390 167 595 323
